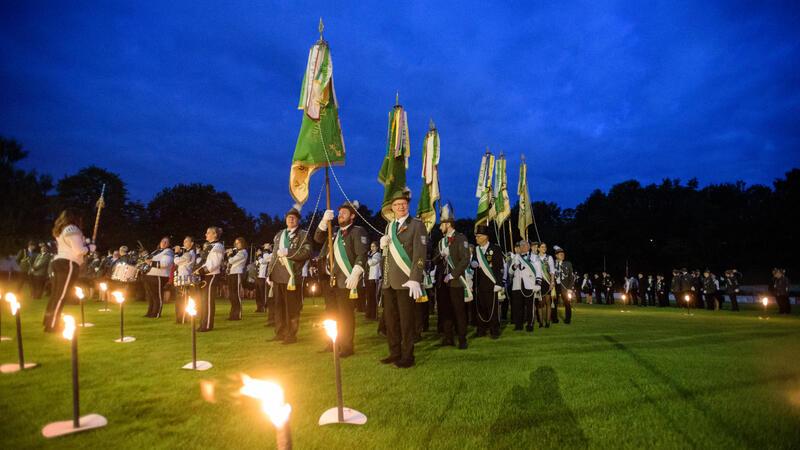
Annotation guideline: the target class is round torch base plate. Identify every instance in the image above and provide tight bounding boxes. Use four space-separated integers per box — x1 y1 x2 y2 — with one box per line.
319 407 367 425
114 336 136 343
0 362 39 373
42 414 108 438
181 360 213 371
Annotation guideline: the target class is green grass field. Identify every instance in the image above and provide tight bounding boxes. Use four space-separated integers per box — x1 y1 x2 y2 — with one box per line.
1 297 799 449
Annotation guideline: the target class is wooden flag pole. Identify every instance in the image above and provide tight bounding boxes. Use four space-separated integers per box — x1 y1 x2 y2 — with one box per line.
325 168 335 287
91 184 106 244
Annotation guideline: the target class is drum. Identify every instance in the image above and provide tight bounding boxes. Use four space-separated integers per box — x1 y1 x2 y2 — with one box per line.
111 263 139 282
174 274 200 287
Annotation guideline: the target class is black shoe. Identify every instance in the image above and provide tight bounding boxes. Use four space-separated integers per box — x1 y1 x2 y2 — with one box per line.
552 319 559 324
475 331 487 338
564 320 571 324
269 335 284 342
458 338 468 350
394 359 414 368
525 325 534 332
339 350 354 358
514 326 523 331
380 356 400 364
545 323 550 328
282 337 297 344
490 334 499 340
538 323 543 328
320 344 333 353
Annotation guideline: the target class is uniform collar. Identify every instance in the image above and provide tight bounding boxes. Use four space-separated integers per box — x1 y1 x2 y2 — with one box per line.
395 215 409 227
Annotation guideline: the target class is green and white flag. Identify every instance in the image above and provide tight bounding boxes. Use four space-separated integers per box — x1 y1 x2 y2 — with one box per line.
378 100 410 220
517 156 533 241
494 153 511 227
475 149 496 232
290 36 346 205
416 120 440 232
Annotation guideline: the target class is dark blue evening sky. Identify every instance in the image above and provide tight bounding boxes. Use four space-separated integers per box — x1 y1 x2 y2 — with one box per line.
2 1 798 217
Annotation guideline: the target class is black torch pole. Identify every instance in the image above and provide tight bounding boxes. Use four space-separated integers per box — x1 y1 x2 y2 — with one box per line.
191 315 197 369
71 332 80 428
15 311 24 369
80 300 86 327
119 303 124 341
333 340 344 422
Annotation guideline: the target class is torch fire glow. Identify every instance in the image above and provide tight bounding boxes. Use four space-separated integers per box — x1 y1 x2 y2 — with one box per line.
98 282 109 311
6 293 20 316
112 291 125 304
240 375 292 449
761 297 768 307
186 297 197 317
323 319 338 342
5 293 28 371
62 315 76 341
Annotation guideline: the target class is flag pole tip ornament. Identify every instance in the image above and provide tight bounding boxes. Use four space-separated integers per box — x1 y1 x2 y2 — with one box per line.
429 118 436 130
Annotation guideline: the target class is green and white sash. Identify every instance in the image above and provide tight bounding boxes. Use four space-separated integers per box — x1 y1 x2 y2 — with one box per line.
476 246 497 285
280 230 296 290
387 220 412 277
438 237 473 301
333 229 359 299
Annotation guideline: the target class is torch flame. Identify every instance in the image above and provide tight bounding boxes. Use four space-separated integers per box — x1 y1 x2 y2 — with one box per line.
621 294 627 301
761 297 768 306
186 297 197 316
112 291 125 304
684 295 690 301
5 293 20 315
75 286 84 300
99 282 108 291
62 315 76 340
240 375 292 428
323 319 338 342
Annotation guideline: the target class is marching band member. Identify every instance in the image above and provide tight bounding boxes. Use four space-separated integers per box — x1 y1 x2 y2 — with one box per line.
554 246 575 324
509 240 539 332
267 207 312 344
144 237 174 318
471 225 504 339
226 237 248 320
534 242 556 328
173 236 196 323
44 209 93 332
365 241 382 321
315 200 368 357
379 189 427 368
433 203 470 348
254 243 272 314
195 227 225 332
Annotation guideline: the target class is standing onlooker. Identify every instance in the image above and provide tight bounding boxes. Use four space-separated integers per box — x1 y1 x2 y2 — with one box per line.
771 268 791 315
30 242 53 299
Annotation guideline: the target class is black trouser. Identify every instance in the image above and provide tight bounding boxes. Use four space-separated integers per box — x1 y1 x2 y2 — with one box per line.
255 278 267 312
594 287 604 304
704 293 717 310
416 294 431 334
605 289 614 304
500 291 509 321
552 286 562 322
31 275 47 299
273 282 301 341
227 273 243 320
382 287 416 363
475 286 500 336
511 288 534 330
43 259 79 332
558 286 573 323
329 287 356 353
144 275 167 318
439 285 467 341
727 293 739 311
198 274 218 331
776 295 791 314
365 279 378 320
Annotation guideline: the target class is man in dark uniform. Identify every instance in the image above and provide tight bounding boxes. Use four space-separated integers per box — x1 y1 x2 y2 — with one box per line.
603 272 614 304
471 225 505 339
267 207 312 344
724 270 740 311
593 273 604 304
314 200 368 357
771 268 791 314
379 189 428 368
553 246 575 324
432 203 470 349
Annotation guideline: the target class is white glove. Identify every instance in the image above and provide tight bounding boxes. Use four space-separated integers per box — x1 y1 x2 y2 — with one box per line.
402 280 423 299
345 265 364 290
267 280 273 287
493 285 504 293
470 261 479 268
444 274 454 283
533 284 542 293
318 209 334 230
380 235 391 249
440 247 449 257
277 248 288 257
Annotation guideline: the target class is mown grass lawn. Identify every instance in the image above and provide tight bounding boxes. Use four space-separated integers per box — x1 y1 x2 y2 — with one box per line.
1 297 799 449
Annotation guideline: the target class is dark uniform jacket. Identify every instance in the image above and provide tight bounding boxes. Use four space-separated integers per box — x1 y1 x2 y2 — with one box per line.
771 276 789 296
314 224 368 290
382 217 428 290
433 231 470 288
472 243 504 291
268 228 312 284
555 259 575 290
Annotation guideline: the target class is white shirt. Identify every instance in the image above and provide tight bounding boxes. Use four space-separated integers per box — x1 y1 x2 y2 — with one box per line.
55 225 89 265
147 248 174 278
228 249 248 275
510 252 537 290
257 252 271 278
174 249 196 277
367 250 382 280
203 242 225 275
